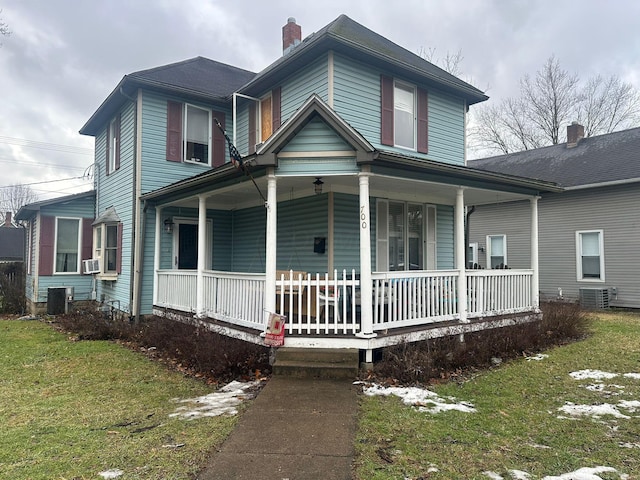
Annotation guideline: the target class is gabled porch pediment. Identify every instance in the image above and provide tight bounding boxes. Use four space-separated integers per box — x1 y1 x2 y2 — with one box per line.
254 94 376 167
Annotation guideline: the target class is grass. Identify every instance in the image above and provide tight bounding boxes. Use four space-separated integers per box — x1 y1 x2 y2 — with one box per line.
0 319 242 480
354 310 640 479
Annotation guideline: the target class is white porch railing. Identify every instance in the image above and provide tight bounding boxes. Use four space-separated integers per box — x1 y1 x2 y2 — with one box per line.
156 270 197 312
372 270 459 331
467 269 533 315
275 269 360 335
155 268 535 336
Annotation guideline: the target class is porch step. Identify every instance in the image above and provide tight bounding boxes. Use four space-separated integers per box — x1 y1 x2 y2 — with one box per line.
273 347 359 379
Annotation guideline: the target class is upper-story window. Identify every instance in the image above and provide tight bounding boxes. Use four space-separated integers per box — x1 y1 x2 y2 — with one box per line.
184 104 211 164
381 75 428 153
106 114 121 175
166 101 226 167
248 87 281 154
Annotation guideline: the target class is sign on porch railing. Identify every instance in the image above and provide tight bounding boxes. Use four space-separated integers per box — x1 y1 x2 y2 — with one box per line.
264 313 286 346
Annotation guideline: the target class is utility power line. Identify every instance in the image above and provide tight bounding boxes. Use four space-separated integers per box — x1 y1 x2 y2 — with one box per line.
0 135 93 156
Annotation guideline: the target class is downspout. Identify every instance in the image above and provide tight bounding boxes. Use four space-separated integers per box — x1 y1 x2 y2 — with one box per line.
135 199 148 321
464 205 475 268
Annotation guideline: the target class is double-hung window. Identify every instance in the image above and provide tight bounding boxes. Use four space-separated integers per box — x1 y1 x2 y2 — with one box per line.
381 75 428 153
93 219 121 278
55 218 81 274
106 114 121 175
487 235 507 269
576 230 604 281
184 104 211 165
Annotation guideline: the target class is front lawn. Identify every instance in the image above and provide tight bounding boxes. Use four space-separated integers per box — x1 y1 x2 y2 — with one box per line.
0 319 244 479
354 311 640 479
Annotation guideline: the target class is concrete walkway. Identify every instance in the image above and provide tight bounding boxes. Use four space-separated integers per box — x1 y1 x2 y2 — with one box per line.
197 376 359 480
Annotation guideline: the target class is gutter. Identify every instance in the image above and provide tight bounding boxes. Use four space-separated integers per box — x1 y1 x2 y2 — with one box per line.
564 177 640 191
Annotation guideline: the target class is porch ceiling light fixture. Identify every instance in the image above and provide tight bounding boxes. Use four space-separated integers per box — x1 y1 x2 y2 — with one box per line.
313 177 324 195
164 217 174 234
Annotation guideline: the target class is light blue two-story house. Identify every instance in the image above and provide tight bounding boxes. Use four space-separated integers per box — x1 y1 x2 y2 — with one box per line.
23 15 559 362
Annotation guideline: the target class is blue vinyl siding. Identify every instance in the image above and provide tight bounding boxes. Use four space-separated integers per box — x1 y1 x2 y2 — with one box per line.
282 117 352 152
333 53 380 145
333 192 371 273
34 197 95 304
140 92 232 194
332 53 465 165
436 205 454 269
280 56 328 121
231 206 266 272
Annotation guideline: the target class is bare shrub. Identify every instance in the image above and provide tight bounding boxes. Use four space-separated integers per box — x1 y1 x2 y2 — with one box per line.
373 301 592 385
0 262 25 314
53 311 270 383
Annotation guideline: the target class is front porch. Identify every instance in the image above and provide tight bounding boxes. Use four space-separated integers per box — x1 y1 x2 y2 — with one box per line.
153 267 540 352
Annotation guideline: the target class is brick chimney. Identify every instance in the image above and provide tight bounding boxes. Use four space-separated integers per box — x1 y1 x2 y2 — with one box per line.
567 122 584 148
282 17 301 55
3 212 11 227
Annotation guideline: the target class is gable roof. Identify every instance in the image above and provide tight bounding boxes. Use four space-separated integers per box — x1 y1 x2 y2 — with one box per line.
468 127 640 189
80 57 256 135
240 15 488 105
15 190 96 221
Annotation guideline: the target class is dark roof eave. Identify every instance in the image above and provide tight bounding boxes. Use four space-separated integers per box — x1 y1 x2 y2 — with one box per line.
375 152 562 193
240 34 487 105
80 76 231 136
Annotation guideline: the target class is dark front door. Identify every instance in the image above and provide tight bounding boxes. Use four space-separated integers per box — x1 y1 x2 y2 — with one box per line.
178 223 198 269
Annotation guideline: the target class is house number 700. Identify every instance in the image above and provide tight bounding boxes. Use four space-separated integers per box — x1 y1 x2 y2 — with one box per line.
360 205 367 229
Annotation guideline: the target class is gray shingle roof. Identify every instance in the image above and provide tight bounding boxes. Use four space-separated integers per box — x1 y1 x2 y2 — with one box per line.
468 127 640 187
128 56 256 100
241 15 487 105
0 228 25 261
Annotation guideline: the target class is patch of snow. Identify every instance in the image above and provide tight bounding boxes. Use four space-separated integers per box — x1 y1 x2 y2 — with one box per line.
99 470 124 479
509 470 531 479
483 472 504 480
558 402 630 419
584 383 625 395
525 354 548 361
618 400 640 412
359 383 476 413
169 380 260 420
541 466 621 480
528 443 552 449
570 370 618 380
623 373 640 379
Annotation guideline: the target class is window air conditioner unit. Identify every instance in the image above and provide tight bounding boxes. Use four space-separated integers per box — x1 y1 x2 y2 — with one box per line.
579 287 609 309
83 259 101 274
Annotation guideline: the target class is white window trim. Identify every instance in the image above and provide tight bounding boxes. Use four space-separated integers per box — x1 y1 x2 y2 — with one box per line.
54 217 82 275
183 103 212 166
171 217 213 270
576 229 605 282
486 235 507 269
393 80 417 151
93 223 119 280
108 117 118 173
468 242 478 267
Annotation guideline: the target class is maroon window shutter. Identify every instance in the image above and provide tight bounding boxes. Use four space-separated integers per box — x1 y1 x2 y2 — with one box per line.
39 215 55 276
105 124 111 175
116 222 123 274
417 88 429 154
380 75 394 146
272 87 282 130
212 111 225 167
166 101 183 162
248 103 257 154
81 218 93 261
115 113 121 170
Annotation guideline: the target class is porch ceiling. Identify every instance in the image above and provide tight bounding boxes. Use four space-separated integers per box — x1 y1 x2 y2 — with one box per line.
159 173 534 211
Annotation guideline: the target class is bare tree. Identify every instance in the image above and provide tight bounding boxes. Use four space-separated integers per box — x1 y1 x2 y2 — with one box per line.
0 185 38 224
470 55 640 156
418 47 464 77
0 9 10 43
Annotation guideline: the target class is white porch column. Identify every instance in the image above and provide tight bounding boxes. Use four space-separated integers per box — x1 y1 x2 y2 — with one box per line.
264 169 277 324
455 188 468 323
356 171 376 338
530 196 540 308
196 195 207 317
153 206 162 307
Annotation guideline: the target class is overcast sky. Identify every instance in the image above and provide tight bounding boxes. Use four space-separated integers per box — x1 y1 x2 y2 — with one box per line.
1 0 639 202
